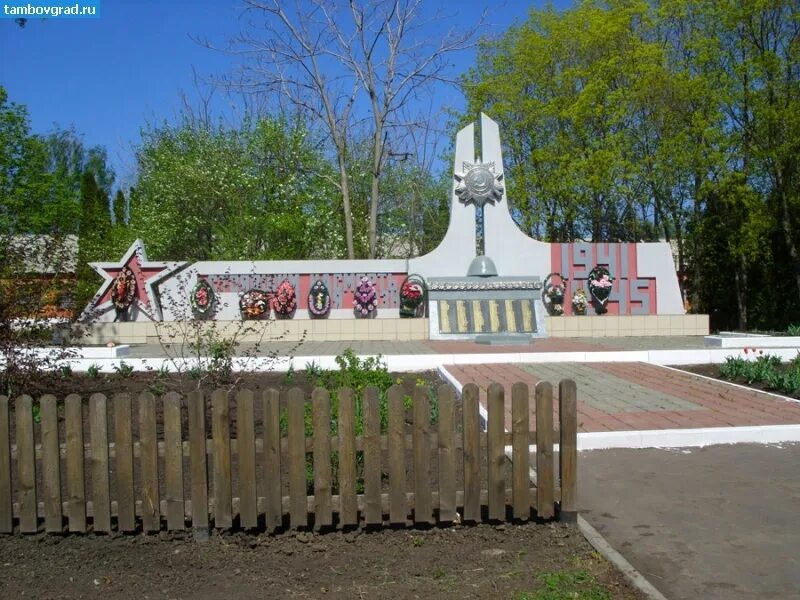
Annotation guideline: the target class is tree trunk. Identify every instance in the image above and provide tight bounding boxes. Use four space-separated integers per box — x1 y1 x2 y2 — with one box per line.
778 184 800 303
337 150 355 260
368 119 383 259
734 257 748 331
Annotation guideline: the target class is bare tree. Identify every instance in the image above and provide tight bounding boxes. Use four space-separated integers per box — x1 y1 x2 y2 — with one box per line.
227 0 483 258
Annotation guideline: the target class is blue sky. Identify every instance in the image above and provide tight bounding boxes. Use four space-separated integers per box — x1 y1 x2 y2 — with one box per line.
1 0 570 188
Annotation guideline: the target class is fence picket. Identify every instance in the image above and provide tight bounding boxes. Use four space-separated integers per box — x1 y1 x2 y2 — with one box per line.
65 394 86 532
363 387 382 526
413 386 432 525
235 389 257 529
113 393 135 532
287 387 307 529
387 385 406 524
535 382 555 520
462 384 481 523
337 387 357 528
511 383 530 521
139 391 160 532
188 390 209 537
16 395 37 533
164 392 185 531
262 389 282 531
437 384 456 523
89 394 111 533
312 388 332 529
212 389 232 529
559 379 578 523
0 396 10 533
487 384 505 521
40 395 62 533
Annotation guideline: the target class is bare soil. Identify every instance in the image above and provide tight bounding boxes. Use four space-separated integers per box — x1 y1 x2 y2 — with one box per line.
0 523 645 599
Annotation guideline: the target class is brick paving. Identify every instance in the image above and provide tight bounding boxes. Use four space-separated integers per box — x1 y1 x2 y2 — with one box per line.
443 362 800 433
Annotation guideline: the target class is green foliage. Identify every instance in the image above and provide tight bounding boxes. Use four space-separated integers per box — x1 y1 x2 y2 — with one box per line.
513 569 611 600
328 348 394 397
461 1 800 329
719 352 800 395
86 363 100 379
113 361 134 378
0 88 84 235
719 356 748 380
204 337 236 384
131 117 344 261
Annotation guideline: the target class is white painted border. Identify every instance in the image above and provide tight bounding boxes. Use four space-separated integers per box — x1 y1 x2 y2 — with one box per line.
705 334 800 348
47 345 800 373
576 425 800 450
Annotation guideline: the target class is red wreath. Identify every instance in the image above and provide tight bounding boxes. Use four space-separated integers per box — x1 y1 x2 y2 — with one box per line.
111 267 136 309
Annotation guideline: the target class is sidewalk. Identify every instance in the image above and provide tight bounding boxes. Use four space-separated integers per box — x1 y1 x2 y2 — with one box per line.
578 443 800 600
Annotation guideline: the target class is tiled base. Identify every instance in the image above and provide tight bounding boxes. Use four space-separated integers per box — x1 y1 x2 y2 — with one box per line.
76 318 431 344
74 314 709 344
545 314 709 338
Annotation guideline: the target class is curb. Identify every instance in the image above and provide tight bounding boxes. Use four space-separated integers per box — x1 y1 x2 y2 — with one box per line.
577 515 669 600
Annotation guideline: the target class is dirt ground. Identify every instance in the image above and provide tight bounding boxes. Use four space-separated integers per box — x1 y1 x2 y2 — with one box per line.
0 522 645 600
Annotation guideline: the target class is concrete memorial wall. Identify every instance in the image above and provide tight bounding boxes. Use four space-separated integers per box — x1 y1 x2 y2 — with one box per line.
81 114 693 340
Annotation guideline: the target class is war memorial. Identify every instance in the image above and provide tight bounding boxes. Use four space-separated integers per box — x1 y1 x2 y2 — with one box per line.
79 114 707 344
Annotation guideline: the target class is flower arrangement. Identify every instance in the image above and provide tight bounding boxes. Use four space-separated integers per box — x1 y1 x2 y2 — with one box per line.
239 289 271 319
572 288 588 315
353 276 377 317
399 274 426 318
190 279 215 316
543 272 567 316
308 279 331 318
588 265 614 314
111 267 136 310
271 280 297 317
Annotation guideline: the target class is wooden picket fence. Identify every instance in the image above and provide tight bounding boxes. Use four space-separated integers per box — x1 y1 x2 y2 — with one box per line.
0 380 577 537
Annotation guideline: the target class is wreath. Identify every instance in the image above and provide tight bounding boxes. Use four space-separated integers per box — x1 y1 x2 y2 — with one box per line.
399 274 426 318
588 265 614 314
190 279 216 316
543 272 567 316
111 267 136 310
239 289 271 319
271 280 297 317
308 279 331 318
353 276 377 317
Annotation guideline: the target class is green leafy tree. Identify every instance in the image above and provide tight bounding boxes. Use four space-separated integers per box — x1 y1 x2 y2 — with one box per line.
74 171 112 309
131 116 343 261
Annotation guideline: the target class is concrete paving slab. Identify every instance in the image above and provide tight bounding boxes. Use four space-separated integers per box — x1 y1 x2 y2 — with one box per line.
577 443 800 600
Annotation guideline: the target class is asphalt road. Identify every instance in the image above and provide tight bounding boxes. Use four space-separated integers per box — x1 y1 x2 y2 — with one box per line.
578 443 800 600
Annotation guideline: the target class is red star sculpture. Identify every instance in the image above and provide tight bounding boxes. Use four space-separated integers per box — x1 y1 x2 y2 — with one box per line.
80 239 187 321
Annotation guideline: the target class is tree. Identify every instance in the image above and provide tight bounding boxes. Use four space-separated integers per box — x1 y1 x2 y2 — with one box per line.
0 87 80 235
74 171 112 309
131 116 342 261
226 0 482 258
462 1 660 243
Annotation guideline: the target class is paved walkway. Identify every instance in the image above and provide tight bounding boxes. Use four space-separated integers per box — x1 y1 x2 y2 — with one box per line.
443 361 800 432
578 443 800 600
